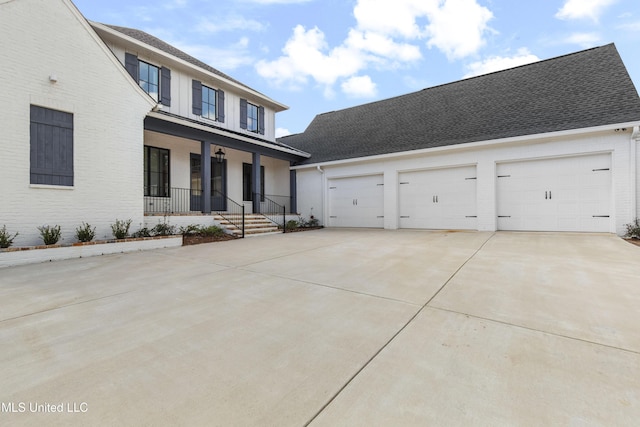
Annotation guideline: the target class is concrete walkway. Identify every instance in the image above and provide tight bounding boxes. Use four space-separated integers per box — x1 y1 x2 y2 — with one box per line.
0 230 638 426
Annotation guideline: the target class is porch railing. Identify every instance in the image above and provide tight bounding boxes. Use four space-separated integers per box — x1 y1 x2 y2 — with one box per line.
254 193 286 233
264 194 293 214
144 187 199 214
213 190 245 238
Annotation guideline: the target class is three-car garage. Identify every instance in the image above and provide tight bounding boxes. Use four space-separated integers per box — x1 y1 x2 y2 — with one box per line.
324 153 615 233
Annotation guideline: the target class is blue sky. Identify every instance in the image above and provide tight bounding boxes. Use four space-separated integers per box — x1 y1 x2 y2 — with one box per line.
73 0 640 136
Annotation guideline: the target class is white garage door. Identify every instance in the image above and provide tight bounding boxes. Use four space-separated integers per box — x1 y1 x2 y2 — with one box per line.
497 154 611 232
398 165 477 230
328 175 384 228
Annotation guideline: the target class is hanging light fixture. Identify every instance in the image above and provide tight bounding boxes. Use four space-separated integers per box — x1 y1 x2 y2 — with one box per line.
214 147 226 163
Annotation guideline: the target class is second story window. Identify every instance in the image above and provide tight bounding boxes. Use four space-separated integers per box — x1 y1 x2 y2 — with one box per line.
125 53 171 106
139 60 159 101
202 85 217 120
240 98 265 135
191 80 225 123
247 102 259 133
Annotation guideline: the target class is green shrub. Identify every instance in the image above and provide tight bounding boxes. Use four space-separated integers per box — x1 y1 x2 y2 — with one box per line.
199 225 225 237
131 227 152 238
179 224 201 236
151 222 176 236
75 222 96 243
111 219 132 239
625 218 640 239
286 219 299 230
38 225 62 245
0 225 19 248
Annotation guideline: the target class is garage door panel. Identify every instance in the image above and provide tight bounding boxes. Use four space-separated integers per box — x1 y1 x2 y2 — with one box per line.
497 154 611 232
328 175 384 228
399 166 477 230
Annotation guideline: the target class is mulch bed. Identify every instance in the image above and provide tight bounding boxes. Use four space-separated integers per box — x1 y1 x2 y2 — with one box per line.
285 226 324 233
625 238 640 247
182 234 238 246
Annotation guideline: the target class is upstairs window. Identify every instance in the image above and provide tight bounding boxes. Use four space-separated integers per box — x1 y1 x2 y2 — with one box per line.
139 60 159 101
240 99 265 135
191 80 225 122
124 53 171 106
247 102 259 133
202 85 217 120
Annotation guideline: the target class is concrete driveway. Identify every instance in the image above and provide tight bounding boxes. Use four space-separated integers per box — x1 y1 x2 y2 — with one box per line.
1 230 639 426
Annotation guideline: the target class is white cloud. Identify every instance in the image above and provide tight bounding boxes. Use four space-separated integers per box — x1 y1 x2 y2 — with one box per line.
617 21 640 32
256 25 365 88
464 48 540 78
341 75 378 98
425 0 494 59
563 32 602 48
175 39 255 70
257 0 494 97
556 0 616 22
245 0 312 3
163 0 187 10
197 16 266 33
275 127 292 138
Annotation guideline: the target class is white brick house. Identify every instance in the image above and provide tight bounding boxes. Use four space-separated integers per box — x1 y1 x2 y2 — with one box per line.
1 0 308 246
284 45 640 236
0 0 155 246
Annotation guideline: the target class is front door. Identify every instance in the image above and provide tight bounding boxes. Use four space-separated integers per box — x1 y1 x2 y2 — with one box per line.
190 153 227 211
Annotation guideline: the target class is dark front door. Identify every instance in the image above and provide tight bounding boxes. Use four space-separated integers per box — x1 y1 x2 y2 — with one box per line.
191 154 227 211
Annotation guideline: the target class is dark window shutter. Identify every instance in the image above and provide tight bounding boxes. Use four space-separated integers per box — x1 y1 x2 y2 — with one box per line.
30 105 74 186
240 98 248 129
160 67 171 106
258 106 265 135
125 53 139 83
217 90 225 123
192 80 202 115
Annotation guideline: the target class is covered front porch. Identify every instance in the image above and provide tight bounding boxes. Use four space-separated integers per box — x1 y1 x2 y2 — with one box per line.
142 111 308 233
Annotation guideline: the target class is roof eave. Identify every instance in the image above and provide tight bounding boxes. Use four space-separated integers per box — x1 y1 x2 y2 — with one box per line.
292 121 640 169
90 22 288 112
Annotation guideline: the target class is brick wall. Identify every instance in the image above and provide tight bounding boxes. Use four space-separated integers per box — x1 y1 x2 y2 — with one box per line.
0 0 153 246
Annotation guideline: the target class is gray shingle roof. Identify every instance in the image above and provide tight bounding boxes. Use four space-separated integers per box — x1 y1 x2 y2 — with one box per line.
101 24 256 93
282 44 640 165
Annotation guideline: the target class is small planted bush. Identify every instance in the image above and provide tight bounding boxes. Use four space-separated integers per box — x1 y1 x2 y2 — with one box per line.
286 219 300 230
179 224 201 236
0 225 19 248
199 225 225 237
38 225 62 245
111 219 132 240
131 227 152 238
625 218 640 239
75 222 96 243
151 222 176 236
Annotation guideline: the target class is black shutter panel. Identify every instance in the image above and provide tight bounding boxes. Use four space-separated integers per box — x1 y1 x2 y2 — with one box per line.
192 80 202 115
160 67 171 106
240 98 247 129
125 53 139 82
258 106 265 135
217 90 225 123
30 106 74 186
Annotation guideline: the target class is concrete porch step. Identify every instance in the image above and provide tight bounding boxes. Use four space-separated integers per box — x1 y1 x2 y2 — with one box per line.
213 213 282 236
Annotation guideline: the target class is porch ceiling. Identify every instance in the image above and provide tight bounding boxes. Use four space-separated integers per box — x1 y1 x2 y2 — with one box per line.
144 112 310 162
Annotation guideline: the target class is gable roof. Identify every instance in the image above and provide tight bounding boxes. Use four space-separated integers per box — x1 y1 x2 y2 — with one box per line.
102 24 252 91
282 44 640 165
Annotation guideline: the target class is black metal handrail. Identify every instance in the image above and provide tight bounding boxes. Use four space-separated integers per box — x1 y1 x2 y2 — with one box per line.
254 193 286 233
144 187 200 214
213 190 245 238
264 194 293 213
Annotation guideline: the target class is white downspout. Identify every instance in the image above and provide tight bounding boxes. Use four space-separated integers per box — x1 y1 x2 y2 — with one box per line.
631 127 640 222
317 166 325 226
